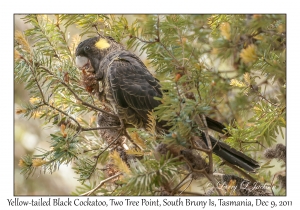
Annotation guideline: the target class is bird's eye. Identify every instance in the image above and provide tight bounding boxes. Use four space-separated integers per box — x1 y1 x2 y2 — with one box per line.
84 46 90 51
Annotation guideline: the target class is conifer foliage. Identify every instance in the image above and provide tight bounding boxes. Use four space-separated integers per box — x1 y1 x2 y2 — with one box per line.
15 14 286 195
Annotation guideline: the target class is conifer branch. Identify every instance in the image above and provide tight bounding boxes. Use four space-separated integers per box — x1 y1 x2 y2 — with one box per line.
194 114 214 174
21 57 83 129
129 35 157 44
21 58 46 103
32 15 63 62
87 131 122 179
46 102 81 127
250 84 280 107
39 66 118 119
129 15 182 68
54 18 75 63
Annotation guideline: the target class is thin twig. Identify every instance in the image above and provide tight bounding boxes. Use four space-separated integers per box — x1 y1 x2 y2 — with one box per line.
110 185 120 195
190 137 211 153
180 156 220 196
93 24 101 36
159 42 182 67
130 35 157 44
175 81 183 112
87 131 122 179
184 47 195 75
223 160 256 183
81 126 120 131
129 15 182 68
177 191 205 196
33 15 62 63
23 59 46 103
171 172 192 195
240 140 266 149
124 130 143 150
95 131 123 159
212 105 229 124
46 102 81 127
82 148 100 153
270 170 286 196
178 178 193 196
194 114 214 174
22 58 86 131
54 17 74 63
39 66 118 119
203 171 223 195
250 85 279 107
82 172 122 196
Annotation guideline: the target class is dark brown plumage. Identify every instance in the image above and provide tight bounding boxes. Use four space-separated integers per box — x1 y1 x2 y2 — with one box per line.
76 36 161 129
75 36 259 172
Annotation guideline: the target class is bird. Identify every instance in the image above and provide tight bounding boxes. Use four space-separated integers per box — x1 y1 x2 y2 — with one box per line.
75 35 259 172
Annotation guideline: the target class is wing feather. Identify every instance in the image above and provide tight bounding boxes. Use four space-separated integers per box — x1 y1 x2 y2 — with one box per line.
108 54 162 121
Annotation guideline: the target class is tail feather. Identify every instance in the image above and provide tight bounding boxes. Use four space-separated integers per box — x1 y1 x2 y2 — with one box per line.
156 115 260 172
206 116 227 134
200 132 260 172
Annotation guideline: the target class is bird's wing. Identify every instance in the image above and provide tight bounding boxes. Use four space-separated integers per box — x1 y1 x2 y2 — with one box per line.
108 53 162 118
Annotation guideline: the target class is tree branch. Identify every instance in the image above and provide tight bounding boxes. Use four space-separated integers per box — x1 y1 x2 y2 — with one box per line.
39 66 118 119
171 172 192 195
81 126 120 131
250 84 279 107
223 160 256 183
82 172 122 196
178 178 193 195
203 171 223 195
194 114 214 174
87 131 122 179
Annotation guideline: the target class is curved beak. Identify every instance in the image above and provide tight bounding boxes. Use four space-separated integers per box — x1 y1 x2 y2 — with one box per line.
75 56 93 72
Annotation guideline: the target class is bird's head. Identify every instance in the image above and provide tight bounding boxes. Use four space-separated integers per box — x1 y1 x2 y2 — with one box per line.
75 36 122 79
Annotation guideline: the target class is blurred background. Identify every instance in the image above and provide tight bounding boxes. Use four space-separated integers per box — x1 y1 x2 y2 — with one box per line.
14 14 142 195
15 15 81 195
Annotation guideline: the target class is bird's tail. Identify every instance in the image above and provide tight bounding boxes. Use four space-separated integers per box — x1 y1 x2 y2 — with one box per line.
205 116 227 134
157 116 227 134
203 116 259 172
156 115 259 172
200 132 260 172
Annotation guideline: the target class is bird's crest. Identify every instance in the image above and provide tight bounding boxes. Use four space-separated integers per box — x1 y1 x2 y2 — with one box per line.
95 38 110 50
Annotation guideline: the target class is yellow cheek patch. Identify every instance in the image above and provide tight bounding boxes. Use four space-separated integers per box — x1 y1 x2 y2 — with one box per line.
95 39 110 50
